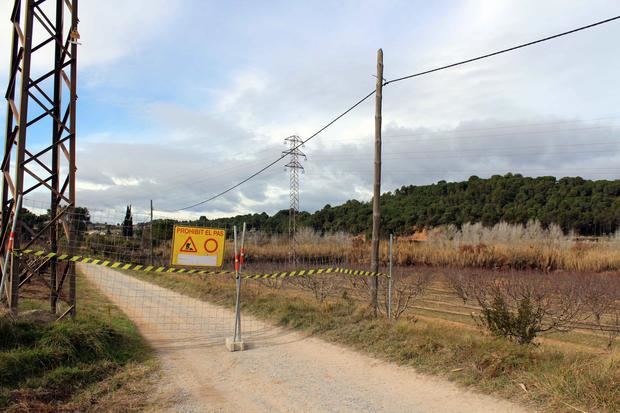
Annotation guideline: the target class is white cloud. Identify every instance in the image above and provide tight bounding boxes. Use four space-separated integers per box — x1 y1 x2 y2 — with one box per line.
215 71 268 113
1 1 176 76
3 0 620 220
77 181 111 191
79 0 180 69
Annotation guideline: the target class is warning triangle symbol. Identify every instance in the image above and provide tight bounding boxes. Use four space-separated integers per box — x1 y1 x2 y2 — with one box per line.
180 236 198 253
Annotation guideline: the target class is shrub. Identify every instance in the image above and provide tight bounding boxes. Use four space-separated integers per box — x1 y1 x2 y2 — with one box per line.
478 288 543 344
472 271 584 344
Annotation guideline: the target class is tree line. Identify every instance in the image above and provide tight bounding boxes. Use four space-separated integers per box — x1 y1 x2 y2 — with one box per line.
191 174 620 236
22 174 618 240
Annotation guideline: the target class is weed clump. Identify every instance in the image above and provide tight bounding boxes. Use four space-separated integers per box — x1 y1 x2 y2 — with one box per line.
0 317 136 389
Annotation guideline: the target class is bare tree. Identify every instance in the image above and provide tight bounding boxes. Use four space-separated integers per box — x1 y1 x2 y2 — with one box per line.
444 268 478 304
344 272 372 303
384 270 433 320
582 274 620 349
610 311 620 349
259 278 286 290
299 274 337 304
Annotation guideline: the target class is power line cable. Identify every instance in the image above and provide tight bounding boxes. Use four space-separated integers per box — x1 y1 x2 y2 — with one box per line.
155 116 620 196
172 15 620 211
329 167 620 176
311 148 619 162
164 115 620 189
174 90 376 211
383 15 620 85
338 124 620 145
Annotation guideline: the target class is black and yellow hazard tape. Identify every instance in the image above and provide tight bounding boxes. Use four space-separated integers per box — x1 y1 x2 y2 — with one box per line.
16 248 236 275
244 268 384 279
14 248 385 278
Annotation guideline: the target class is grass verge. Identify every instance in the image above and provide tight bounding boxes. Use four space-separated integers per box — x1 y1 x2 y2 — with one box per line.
126 269 620 412
0 271 157 412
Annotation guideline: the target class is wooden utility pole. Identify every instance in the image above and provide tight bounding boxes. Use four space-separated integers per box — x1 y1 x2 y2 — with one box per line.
370 49 383 317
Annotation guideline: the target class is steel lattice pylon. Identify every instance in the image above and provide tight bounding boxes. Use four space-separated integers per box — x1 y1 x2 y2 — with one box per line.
1 0 79 317
283 135 306 262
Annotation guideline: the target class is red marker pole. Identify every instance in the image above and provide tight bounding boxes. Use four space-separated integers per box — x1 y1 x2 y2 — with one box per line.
6 231 14 252
1 195 22 302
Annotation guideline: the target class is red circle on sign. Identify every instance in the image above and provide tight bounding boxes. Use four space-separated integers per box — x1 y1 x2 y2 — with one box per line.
204 238 218 253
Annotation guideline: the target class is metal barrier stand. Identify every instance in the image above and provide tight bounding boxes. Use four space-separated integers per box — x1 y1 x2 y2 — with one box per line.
226 223 246 351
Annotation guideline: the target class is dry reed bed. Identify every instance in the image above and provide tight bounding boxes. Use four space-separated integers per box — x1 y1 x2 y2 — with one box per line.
233 222 620 272
228 240 620 273
392 242 620 272
82 222 620 273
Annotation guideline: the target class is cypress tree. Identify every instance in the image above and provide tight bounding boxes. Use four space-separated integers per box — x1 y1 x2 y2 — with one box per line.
122 205 133 237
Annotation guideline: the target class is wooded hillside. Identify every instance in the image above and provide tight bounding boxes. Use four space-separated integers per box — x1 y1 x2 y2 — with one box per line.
192 174 620 236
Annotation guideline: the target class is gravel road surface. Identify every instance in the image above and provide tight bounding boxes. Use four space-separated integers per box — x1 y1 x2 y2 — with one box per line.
81 264 529 413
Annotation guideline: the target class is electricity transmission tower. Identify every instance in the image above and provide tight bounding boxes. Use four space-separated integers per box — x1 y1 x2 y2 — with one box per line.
1 0 79 317
283 135 306 262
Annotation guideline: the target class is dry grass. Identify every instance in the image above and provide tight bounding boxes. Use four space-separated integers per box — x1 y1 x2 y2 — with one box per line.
233 239 620 272
215 223 620 273
392 241 620 272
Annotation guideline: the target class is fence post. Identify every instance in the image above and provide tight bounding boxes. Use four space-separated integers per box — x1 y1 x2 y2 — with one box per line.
388 233 393 320
227 223 246 351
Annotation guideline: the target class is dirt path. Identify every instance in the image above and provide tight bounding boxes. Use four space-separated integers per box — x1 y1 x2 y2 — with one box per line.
81 265 529 413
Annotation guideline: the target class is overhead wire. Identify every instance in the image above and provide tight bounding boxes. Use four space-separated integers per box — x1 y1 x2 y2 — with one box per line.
383 15 620 85
164 115 620 188
152 116 620 202
337 124 620 145
174 90 377 211
311 149 619 162
308 141 620 160
171 15 620 211
328 167 620 176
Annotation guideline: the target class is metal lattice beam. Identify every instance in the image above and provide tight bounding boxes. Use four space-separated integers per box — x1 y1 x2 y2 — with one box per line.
2 0 79 316
283 135 306 262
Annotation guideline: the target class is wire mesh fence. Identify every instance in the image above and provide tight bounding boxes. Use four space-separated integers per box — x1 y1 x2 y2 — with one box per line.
78 264 271 344
14 198 395 344
10 197 620 349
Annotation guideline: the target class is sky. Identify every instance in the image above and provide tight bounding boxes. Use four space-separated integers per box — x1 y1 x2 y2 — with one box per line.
2 0 620 222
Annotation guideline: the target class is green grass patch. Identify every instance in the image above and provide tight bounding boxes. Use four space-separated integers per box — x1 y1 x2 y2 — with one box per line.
125 269 620 412
0 271 156 412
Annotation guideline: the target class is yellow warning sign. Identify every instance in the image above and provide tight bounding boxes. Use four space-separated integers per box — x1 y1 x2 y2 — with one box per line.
171 225 226 267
